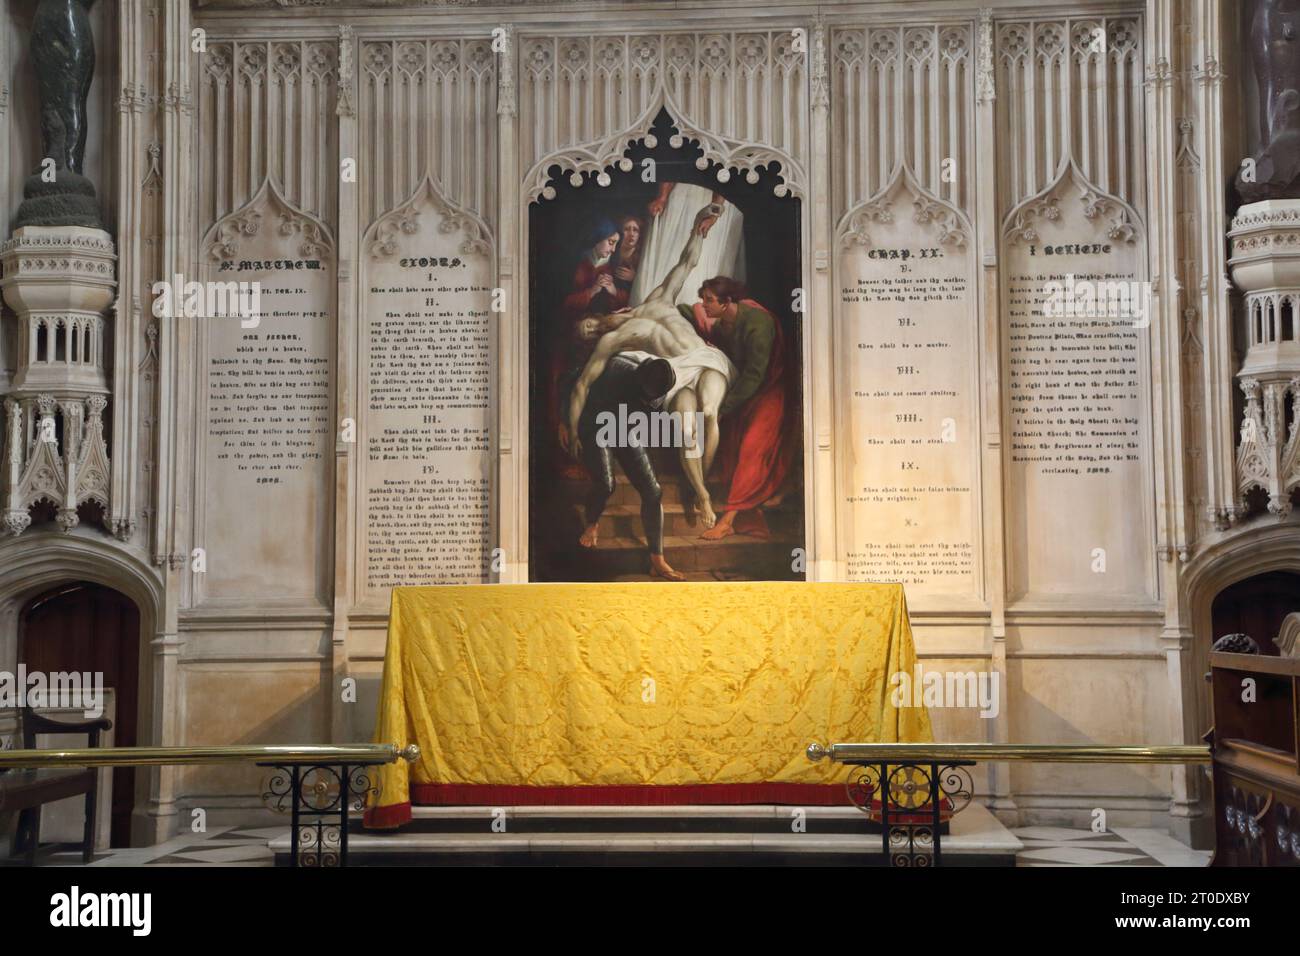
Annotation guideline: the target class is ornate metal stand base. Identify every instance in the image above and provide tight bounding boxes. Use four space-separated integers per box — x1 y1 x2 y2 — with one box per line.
261 763 379 867
845 761 974 866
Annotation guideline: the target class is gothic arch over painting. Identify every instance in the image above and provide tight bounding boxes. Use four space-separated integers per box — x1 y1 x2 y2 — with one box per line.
517 30 809 206
521 90 805 204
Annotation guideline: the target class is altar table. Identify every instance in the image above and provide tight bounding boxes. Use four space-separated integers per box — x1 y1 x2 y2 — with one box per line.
364 581 932 828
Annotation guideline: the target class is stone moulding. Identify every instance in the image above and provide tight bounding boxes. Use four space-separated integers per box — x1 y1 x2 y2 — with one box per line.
1228 205 1300 261
201 177 337 262
837 165 972 250
364 174 494 260
0 233 117 280
1000 158 1145 247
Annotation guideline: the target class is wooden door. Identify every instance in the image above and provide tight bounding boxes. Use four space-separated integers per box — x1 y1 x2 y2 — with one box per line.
20 582 140 847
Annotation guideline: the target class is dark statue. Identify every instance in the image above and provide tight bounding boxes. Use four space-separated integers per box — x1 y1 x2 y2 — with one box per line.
14 0 101 229
1238 0 1300 202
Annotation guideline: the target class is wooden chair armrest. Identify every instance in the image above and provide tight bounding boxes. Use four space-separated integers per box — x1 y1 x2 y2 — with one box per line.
21 706 114 745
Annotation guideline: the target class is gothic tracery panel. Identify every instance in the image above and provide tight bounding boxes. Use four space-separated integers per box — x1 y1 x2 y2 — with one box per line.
198 39 339 234
357 36 497 226
519 31 807 198
996 16 1145 215
831 22 974 218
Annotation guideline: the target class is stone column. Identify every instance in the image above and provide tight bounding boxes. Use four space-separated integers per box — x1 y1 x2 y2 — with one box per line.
497 26 521 582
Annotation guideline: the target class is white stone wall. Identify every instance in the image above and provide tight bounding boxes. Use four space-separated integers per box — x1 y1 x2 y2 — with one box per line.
2 0 1288 847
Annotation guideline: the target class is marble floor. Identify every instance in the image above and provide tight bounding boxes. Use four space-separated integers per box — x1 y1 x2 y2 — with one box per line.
9 822 1212 867
1011 826 1212 867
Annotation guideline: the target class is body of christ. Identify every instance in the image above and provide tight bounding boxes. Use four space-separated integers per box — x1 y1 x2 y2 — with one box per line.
565 202 736 529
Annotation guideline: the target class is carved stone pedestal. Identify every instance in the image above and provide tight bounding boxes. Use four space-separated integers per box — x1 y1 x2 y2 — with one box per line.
0 226 116 535
1228 200 1300 517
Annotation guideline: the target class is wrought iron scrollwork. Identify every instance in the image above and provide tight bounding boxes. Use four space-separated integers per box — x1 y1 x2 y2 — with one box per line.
260 762 381 867
844 760 975 866
938 765 975 815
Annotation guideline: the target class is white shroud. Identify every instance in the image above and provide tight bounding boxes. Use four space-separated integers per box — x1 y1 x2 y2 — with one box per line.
629 183 746 308
618 347 736 407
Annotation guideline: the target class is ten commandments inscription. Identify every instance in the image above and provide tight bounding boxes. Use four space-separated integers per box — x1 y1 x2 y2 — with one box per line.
359 184 494 600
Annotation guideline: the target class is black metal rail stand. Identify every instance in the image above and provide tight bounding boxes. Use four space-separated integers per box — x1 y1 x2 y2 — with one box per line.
260 762 380 867
844 761 975 866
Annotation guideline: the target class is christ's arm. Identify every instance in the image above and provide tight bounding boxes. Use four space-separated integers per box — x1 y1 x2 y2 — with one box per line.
645 205 718 306
567 333 622 449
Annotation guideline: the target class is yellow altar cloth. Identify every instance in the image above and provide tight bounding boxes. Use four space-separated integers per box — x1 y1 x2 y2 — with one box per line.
365 581 931 827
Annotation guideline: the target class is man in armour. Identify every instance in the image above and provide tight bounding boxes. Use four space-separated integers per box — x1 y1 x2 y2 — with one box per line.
565 204 735 529
559 354 687 581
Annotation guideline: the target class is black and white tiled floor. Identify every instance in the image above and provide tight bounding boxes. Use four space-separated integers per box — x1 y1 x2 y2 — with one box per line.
15 825 281 867
14 823 1212 867
1011 826 1212 867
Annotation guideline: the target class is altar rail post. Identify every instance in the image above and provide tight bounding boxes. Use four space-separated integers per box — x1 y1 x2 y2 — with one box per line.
807 742 1213 867
0 743 419 867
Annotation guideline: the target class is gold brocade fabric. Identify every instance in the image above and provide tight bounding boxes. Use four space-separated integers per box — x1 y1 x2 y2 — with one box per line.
369 581 932 810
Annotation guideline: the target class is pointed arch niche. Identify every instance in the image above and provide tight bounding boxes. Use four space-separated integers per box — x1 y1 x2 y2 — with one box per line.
998 159 1157 607
517 31 809 205
350 175 497 611
191 178 338 612
833 167 984 607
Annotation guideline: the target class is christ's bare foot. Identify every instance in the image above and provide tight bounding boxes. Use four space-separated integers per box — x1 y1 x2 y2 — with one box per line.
701 511 736 540
579 523 599 548
649 554 686 581
698 497 717 529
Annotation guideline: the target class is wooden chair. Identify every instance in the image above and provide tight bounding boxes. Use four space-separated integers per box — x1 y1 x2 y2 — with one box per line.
0 706 113 864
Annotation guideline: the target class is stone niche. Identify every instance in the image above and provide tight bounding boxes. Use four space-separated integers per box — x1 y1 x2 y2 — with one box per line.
197 182 336 607
1001 165 1155 603
356 177 495 609
836 173 981 602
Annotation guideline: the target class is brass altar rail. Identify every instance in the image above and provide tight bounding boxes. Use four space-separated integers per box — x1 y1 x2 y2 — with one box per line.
807 742 1212 764
0 743 420 770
